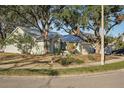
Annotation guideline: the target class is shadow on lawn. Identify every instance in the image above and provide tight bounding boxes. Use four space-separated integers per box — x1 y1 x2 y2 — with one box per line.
0 56 51 68
0 68 59 76
0 55 59 76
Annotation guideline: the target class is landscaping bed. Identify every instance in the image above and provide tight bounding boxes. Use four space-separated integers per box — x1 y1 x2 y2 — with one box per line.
0 53 121 69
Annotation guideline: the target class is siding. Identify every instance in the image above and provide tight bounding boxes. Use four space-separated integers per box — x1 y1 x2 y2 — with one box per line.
4 45 21 54
31 42 45 55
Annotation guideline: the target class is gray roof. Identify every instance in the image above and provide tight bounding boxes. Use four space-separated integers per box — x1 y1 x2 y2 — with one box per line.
20 27 60 41
8 27 96 43
60 35 83 43
79 32 96 41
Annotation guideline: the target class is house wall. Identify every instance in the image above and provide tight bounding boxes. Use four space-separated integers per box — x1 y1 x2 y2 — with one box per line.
4 28 25 54
4 45 21 54
4 27 60 55
122 36 124 42
4 27 46 55
76 43 95 55
4 42 45 55
14 27 25 35
31 42 45 55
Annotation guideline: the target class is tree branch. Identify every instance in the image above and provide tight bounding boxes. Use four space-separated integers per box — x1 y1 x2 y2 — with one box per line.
9 7 38 29
106 23 118 34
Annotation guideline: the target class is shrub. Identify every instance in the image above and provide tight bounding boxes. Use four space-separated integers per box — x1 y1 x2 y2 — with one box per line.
61 58 72 66
60 55 83 66
11 33 36 54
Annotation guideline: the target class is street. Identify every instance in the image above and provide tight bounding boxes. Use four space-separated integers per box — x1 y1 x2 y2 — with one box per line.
0 69 124 88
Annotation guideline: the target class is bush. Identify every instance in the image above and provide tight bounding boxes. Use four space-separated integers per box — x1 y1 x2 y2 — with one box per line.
61 58 72 66
60 55 83 66
11 33 36 54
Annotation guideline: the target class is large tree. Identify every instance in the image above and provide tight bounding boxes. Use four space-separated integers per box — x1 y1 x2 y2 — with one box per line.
0 6 16 50
2 5 65 53
54 5 124 54
83 5 124 54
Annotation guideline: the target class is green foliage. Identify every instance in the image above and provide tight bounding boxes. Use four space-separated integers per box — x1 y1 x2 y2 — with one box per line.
53 6 82 33
61 58 72 66
0 61 124 76
47 69 59 76
8 33 36 54
54 5 124 54
60 55 83 66
115 39 124 49
17 34 36 54
104 36 116 46
0 38 6 49
1 5 124 55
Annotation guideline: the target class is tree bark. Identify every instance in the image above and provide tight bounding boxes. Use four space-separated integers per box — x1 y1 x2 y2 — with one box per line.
95 42 101 54
44 30 49 54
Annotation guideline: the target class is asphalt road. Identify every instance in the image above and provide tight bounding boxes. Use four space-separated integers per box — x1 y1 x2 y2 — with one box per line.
1 69 124 88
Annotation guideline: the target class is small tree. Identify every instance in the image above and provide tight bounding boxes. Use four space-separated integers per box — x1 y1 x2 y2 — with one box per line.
4 5 66 54
11 33 36 54
115 34 124 50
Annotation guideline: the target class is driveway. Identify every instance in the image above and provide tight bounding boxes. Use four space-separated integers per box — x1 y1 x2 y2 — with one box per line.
0 69 124 88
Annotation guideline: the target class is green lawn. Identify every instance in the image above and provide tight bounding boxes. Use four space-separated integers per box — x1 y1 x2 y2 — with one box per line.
0 61 124 76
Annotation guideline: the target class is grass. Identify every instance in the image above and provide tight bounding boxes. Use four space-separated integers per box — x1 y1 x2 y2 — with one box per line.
59 61 124 75
0 61 124 76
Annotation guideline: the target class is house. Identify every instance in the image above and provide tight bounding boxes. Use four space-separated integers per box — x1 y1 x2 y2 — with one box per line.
3 26 95 55
60 34 95 55
4 27 60 55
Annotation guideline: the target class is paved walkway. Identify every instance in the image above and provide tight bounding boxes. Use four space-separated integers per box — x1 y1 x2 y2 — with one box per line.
0 69 124 88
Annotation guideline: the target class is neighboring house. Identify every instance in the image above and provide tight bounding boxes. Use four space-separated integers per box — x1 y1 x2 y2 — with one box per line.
4 27 60 55
120 34 124 42
104 44 113 55
60 34 95 55
104 34 124 55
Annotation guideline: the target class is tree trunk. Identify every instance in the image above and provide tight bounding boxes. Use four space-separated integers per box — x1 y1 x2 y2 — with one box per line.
0 22 5 40
95 42 101 54
44 31 49 54
0 22 6 52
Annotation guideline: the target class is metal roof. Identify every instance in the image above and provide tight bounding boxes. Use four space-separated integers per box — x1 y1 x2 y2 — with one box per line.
20 27 59 41
60 35 83 43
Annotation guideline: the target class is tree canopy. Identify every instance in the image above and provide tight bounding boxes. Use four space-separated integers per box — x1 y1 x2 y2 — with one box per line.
54 5 124 53
0 5 124 54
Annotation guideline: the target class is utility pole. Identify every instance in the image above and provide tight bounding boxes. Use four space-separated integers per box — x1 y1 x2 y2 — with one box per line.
101 5 105 65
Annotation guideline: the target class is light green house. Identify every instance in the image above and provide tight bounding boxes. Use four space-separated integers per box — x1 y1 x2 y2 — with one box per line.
4 27 60 55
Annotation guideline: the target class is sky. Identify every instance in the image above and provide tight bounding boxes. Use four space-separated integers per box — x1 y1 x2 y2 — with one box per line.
52 21 124 37
108 21 124 37
51 8 124 37
107 9 124 37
